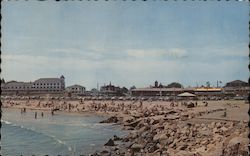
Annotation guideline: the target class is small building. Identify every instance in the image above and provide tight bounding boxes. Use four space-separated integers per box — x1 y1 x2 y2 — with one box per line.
66 84 86 95
100 82 121 96
131 88 184 97
131 81 184 97
223 80 249 98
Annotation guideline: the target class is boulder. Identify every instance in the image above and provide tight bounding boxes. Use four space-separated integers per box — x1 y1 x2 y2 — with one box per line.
151 119 160 125
175 150 194 156
104 139 115 146
220 126 228 132
131 143 144 152
113 135 122 141
228 137 248 147
178 144 188 150
153 133 167 142
100 116 119 123
125 119 142 128
164 114 180 120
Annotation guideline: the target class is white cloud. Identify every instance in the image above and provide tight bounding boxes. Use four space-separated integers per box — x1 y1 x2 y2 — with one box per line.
50 48 81 54
126 48 188 59
1 54 101 70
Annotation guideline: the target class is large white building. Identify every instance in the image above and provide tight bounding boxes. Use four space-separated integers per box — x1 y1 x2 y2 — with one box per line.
1 75 65 95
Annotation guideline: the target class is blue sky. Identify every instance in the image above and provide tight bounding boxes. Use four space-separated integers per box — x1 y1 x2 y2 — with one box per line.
1 1 249 90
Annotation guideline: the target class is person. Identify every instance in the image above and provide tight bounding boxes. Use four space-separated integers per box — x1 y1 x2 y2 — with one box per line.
41 112 44 117
51 110 54 116
35 112 37 119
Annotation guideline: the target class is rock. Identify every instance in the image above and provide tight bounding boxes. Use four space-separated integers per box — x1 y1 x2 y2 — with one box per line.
131 143 144 152
125 119 142 128
220 126 228 132
175 150 194 156
206 143 223 156
213 127 219 133
200 129 211 136
90 152 101 156
151 119 160 125
213 134 223 142
100 116 119 123
195 146 206 154
100 150 109 154
147 143 159 153
153 133 167 142
123 116 135 123
215 122 222 128
113 135 122 141
164 114 180 120
201 139 209 145
104 139 115 146
228 137 248 147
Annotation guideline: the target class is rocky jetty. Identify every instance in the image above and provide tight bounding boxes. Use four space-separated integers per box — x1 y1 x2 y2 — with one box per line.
97 108 248 156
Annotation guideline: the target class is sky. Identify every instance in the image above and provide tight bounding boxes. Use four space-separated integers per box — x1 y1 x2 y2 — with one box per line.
1 1 249 90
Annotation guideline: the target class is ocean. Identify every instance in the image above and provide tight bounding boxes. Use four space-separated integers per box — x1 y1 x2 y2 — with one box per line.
1 108 126 156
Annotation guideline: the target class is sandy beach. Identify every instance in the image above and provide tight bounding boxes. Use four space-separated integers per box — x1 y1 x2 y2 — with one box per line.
2 98 249 156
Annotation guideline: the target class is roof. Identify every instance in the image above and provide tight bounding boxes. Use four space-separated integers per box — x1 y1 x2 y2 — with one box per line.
66 84 85 88
3 81 32 87
178 92 196 97
226 80 248 84
34 78 62 83
131 87 184 92
194 87 222 92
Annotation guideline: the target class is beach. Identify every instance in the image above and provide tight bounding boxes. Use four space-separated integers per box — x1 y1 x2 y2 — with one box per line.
1 98 249 155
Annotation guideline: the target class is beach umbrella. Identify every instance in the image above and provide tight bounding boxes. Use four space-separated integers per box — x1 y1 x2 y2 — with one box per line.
177 92 196 97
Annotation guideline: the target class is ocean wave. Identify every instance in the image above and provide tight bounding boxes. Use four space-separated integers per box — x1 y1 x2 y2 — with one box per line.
2 120 72 152
1 120 12 125
45 134 72 152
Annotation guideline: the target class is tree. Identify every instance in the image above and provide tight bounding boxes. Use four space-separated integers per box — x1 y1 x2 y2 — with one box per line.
121 87 128 93
166 82 183 88
206 81 210 88
116 87 129 96
130 85 136 90
1 78 5 83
